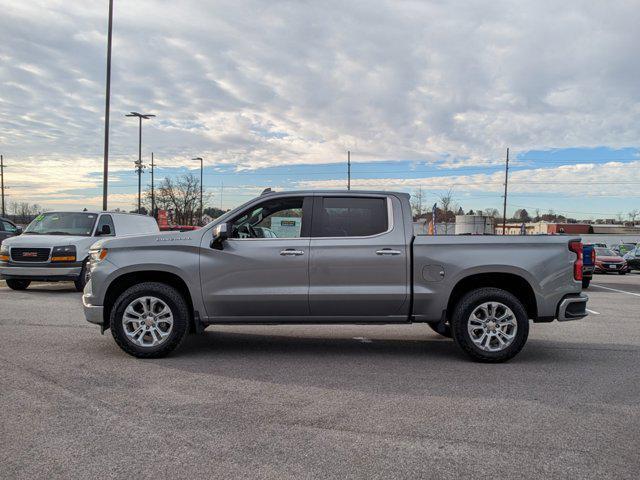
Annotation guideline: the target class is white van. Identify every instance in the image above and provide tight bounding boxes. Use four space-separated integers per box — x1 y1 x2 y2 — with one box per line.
0 211 159 291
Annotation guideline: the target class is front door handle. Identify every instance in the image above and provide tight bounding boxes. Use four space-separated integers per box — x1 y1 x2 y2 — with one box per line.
376 248 402 256
280 249 305 256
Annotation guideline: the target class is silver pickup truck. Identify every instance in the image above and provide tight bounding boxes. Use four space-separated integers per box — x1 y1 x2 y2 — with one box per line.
83 190 588 362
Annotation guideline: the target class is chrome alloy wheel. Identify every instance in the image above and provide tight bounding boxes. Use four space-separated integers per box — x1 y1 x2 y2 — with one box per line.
467 301 518 352
122 296 174 348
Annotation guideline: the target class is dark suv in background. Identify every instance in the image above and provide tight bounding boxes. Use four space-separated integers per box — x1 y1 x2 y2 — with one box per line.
0 218 21 245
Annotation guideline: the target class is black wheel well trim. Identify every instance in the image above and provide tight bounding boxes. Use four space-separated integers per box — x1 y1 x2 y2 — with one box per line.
445 272 538 321
102 271 196 331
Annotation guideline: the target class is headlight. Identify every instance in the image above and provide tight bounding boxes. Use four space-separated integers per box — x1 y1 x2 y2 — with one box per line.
89 248 108 263
0 244 8 262
51 245 77 262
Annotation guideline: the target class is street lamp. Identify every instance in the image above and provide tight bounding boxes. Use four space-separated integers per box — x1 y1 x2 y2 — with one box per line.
125 112 155 213
192 157 203 226
102 0 114 211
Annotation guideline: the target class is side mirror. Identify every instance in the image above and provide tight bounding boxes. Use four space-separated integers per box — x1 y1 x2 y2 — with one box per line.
210 222 229 250
98 224 111 236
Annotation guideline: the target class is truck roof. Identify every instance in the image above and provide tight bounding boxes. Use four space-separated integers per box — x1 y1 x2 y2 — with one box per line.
261 189 410 198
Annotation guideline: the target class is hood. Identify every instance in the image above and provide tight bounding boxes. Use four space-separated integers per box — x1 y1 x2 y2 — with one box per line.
2 234 94 248
93 230 204 250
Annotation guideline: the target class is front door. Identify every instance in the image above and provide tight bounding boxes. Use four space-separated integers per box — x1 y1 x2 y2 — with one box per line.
200 196 312 321
308 195 409 321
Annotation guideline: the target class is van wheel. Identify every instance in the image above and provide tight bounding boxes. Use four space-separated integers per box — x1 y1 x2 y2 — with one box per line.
110 282 190 358
450 287 529 363
74 260 90 292
427 321 452 338
6 279 31 290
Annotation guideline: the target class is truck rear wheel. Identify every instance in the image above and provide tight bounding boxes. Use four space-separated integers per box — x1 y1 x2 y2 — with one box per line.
6 279 31 290
450 287 529 363
110 282 190 358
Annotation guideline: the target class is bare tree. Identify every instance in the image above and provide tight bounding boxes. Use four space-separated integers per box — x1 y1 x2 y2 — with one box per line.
411 187 425 220
145 174 211 226
438 188 455 233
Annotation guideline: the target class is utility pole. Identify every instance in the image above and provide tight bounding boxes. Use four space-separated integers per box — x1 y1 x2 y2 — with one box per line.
502 147 510 235
1 155 5 217
102 0 114 211
125 112 155 213
192 157 204 225
150 152 155 218
347 150 351 190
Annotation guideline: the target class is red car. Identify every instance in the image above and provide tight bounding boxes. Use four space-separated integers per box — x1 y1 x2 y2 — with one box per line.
594 247 628 275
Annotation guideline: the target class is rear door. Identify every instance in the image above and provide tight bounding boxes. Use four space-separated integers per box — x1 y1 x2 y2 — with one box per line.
308 194 409 321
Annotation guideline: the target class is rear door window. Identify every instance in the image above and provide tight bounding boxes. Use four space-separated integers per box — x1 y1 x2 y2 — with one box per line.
312 197 388 237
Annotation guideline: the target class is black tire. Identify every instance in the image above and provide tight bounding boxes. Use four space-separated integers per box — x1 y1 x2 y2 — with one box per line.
582 278 591 289
6 279 31 290
74 260 89 292
110 282 190 358
427 321 452 338
450 287 529 363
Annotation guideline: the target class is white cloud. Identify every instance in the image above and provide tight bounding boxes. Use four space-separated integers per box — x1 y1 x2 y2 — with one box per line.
0 0 639 209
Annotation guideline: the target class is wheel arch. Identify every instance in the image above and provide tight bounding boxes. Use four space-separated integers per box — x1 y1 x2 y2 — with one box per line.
446 272 538 320
102 271 195 330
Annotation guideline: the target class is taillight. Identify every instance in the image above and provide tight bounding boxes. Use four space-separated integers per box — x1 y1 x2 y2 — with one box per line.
569 241 583 281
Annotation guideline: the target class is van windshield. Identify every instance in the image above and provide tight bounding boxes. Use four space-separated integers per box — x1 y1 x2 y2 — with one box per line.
24 212 98 236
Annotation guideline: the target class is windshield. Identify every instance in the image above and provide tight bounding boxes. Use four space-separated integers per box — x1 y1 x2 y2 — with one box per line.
595 247 616 256
24 212 98 236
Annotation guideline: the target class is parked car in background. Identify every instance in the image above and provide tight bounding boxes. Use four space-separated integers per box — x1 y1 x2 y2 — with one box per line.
612 243 636 256
83 190 588 363
582 244 596 288
0 217 22 245
0 211 159 291
594 247 628 275
623 246 640 272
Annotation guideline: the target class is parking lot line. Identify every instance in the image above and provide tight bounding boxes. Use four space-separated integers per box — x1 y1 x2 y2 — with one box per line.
590 284 640 297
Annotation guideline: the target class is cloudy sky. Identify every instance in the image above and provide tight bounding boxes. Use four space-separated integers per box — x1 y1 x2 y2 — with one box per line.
1 0 639 218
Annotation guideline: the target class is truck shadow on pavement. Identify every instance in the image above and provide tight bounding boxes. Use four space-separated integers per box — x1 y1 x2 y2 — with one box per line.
146 330 639 403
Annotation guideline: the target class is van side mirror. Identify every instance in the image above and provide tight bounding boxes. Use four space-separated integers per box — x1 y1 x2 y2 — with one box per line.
98 224 111 236
210 222 229 249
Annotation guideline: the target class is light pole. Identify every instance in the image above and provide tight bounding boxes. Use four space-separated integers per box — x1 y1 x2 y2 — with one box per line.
150 152 155 218
125 112 155 213
102 0 114 211
192 157 203 225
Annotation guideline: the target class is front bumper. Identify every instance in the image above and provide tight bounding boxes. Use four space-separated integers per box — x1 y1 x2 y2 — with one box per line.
557 293 589 321
0 264 82 280
82 292 104 325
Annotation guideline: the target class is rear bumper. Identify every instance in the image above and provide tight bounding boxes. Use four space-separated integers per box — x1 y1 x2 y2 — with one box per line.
0 264 82 280
557 293 588 321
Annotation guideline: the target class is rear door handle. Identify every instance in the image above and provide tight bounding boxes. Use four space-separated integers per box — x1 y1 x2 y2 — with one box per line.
280 249 305 256
376 248 402 256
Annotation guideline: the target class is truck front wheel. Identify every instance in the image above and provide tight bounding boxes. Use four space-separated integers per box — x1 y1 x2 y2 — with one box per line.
450 287 529 363
110 282 190 358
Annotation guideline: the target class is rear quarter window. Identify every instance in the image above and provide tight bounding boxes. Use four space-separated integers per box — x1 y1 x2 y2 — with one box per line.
312 197 388 237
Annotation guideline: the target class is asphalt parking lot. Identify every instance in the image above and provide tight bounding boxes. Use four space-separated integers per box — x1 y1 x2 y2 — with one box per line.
1 274 639 480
